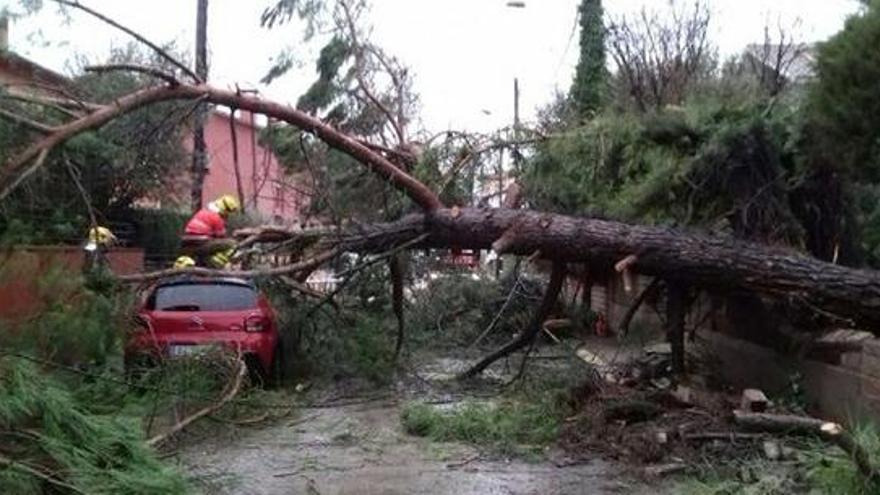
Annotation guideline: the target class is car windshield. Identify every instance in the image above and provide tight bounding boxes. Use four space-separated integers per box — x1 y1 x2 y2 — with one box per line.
152 283 258 311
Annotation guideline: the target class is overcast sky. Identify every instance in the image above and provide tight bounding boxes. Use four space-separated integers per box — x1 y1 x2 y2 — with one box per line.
0 0 863 133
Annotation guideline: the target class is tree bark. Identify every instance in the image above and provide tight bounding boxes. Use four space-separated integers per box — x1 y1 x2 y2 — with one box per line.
409 207 880 330
116 205 880 331
458 261 566 379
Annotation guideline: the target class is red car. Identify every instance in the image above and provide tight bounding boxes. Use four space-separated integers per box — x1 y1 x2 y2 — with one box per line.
125 276 283 384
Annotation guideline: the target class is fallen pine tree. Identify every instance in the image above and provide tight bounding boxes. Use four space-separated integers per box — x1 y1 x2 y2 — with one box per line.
125 206 880 330
4 66 880 376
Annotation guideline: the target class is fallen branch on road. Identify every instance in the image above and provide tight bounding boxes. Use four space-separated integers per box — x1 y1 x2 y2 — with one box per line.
147 359 247 448
119 248 340 283
733 410 880 483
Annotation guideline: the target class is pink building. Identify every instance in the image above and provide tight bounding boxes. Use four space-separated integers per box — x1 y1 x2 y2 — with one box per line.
197 109 307 223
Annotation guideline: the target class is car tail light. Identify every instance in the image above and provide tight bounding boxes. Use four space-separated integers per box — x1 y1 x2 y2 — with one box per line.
245 314 266 332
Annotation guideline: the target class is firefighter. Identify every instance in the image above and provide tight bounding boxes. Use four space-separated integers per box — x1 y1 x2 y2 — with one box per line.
82 225 116 274
180 194 240 266
173 255 196 269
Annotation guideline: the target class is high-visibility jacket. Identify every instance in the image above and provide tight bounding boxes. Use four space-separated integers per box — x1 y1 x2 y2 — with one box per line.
184 208 226 237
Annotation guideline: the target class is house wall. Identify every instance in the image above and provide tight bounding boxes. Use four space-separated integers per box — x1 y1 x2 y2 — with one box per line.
199 111 308 223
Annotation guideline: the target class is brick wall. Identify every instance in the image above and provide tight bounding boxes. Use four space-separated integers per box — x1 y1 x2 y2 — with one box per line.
705 331 880 422
0 246 143 322
591 273 880 422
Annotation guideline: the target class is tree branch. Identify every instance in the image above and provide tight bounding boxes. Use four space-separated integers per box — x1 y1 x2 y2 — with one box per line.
147 359 247 448
459 261 566 379
85 64 181 86
0 82 443 210
54 0 200 83
0 92 89 118
119 248 340 283
0 108 56 133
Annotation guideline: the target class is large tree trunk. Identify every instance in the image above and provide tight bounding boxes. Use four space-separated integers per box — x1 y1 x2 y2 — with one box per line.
332 207 880 330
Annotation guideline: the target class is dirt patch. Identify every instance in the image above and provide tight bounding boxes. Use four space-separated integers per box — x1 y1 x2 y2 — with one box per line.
558 339 806 474
560 381 751 466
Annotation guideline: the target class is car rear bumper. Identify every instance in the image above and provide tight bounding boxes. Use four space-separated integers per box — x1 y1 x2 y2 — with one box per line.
126 330 277 372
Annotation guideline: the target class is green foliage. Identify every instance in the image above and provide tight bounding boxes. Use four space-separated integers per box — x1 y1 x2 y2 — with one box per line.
798 2 880 265
129 208 188 262
0 358 190 494
674 422 880 494
0 263 131 366
261 0 325 32
570 0 607 118
806 2 880 182
408 273 541 348
262 272 398 384
525 99 809 245
805 423 880 495
400 395 565 457
297 36 353 117
0 44 188 243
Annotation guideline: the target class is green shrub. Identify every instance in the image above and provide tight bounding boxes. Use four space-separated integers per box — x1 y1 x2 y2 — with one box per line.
805 423 880 495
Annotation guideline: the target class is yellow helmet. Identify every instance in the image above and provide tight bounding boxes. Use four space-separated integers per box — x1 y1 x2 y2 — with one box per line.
208 248 235 269
213 195 240 216
85 226 116 251
173 256 196 269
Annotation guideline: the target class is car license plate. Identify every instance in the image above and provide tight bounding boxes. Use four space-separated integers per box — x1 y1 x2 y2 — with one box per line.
168 345 211 357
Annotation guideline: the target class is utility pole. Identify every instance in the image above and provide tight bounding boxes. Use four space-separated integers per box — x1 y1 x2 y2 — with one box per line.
513 77 521 170
190 0 209 212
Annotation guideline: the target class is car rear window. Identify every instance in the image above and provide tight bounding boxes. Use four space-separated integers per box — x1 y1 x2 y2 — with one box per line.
152 283 258 311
